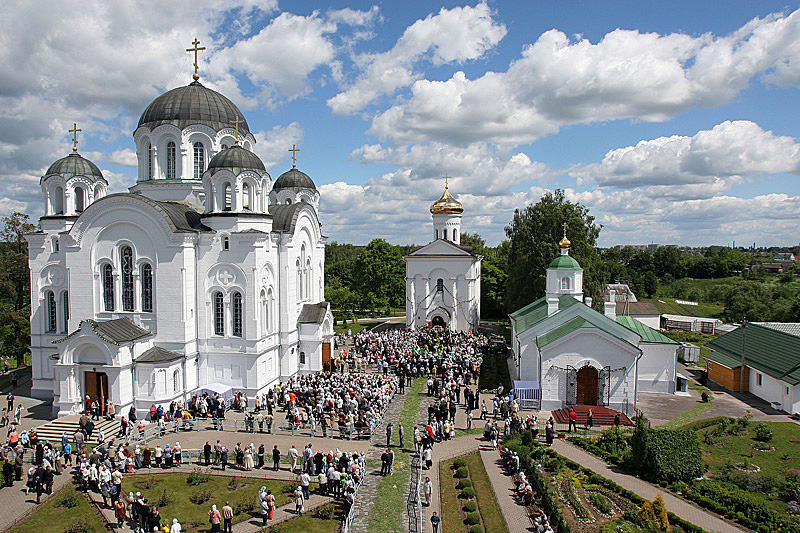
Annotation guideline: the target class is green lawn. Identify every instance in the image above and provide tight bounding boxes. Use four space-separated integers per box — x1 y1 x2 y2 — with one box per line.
263 501 346 532
439 458 464 533
10 484 107 533
122 472 294 531
334 320 382 335
367 376 426 533
643 297 724 319
462 451 508 533
698 420 800 478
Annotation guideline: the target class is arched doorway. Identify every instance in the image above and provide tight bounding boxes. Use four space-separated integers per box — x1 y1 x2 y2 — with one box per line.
431 315 446 329
576 365 598 405
84 371 109 415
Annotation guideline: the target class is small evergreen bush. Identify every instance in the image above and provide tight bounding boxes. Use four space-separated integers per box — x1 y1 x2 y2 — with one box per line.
754 423 773 442
454 466 469 479
469 525 484 533
465 512 481 525
462 501 477 512
457 479 473 489
452 459 466 469
459 487 477 499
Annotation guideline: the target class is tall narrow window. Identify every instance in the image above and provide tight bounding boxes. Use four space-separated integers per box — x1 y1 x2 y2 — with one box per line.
222 236 230 250
74 187 85 212
166 141 176 179
223 183 232 211
260 289 267 334
453 229 457 241
141 263 153 312
267 288 274 333
52 237 59 253
121 246 134 311
436 278 444 293
306 259 312 301
296 260 302 301
103 264 115 311
242 183 251 210
193 142 205 179
46 291 57 332
213 292 224 335
54 186 64 215
299 352 306 364
61 291 69 333
232 291 243 337
147 143 153 179
173 370 181 393
560 277 571 291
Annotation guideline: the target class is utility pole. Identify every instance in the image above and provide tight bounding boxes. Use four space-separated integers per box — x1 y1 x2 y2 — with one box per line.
740 317 747 393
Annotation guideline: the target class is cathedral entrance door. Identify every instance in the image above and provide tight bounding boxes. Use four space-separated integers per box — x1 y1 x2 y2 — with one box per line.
576 366 598 405
322 343 331 369
431 316 446 328
84 371 109 415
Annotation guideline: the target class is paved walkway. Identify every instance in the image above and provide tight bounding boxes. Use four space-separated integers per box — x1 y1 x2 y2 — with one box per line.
479 447 535 532
0 464 74 531
551 440 745 533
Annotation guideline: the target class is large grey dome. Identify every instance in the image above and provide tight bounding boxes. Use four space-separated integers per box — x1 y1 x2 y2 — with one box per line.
44 152 104 181
206 145 267 176
273 168 316 190
138 81 250 135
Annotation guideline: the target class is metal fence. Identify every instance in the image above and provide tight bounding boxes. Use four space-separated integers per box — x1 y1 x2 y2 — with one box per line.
407 448 424 533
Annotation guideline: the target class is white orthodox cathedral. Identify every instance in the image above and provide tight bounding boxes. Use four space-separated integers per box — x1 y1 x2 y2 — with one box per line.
26 58 333 417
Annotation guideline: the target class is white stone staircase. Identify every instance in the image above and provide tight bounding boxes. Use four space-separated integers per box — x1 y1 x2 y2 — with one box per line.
33 414 119 445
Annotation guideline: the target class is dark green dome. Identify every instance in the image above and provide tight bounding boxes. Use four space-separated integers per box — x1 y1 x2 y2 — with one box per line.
138 81 250 136
549 254 582 270
44 152 104 180
206 145 266 176
273 168 316 191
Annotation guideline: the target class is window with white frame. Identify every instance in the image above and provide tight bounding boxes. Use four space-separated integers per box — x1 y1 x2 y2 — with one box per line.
193 142 205 179
121 246 134 311
102 264 114 311
61 291 69 333
757 373 762 387
147 143 153 179
232 291 243 337
213 291 224 335
166 141 176 179
173 369 181 393
141 263 153 312
561 277 571 291
45 291 57 332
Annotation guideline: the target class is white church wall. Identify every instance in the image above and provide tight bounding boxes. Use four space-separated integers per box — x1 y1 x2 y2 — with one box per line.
631 315 660 329
637 344 677 393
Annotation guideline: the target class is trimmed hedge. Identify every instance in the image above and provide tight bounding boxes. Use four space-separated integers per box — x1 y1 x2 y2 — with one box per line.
462 501 477 512
677 416 728 432
465 512 482 525
454 466 469 479
459 487 477 499
457 479 473 489
632 427 703 483
469 526 484 533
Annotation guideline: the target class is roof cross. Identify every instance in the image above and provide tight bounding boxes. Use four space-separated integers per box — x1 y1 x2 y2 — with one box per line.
69 123 81 152
289 144 300 168
443 174 449 189
186 38 206 81
563 221 568 238
230 113 244 144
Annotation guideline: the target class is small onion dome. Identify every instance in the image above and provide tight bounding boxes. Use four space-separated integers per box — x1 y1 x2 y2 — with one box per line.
559 234 571 249
137 81 250 136
273 167 316 191
206 145 266 176
44 152 104 181
549 254 582 270
430 186 463 214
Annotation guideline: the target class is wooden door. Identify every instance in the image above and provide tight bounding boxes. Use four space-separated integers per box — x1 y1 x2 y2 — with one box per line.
85 371 98 408
84 371 109 414
322 343 331 368
576 366 598 405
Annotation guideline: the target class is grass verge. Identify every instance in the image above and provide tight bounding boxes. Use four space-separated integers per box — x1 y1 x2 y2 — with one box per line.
263 501 346 533
366 376 426 533
9 484 107 533
439 458 463 533
462 451 508 533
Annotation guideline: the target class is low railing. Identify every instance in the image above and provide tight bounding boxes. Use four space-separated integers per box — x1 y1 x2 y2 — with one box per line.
341 470 365 533
407 448 424 533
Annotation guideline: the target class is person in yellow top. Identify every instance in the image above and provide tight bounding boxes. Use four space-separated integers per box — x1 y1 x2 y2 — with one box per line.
181 410 196 429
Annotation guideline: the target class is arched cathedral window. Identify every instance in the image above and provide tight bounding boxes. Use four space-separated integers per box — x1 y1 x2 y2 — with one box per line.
166 141 176 179
213 291 224 335
267 288 275 333
53 186 64 215
242 183 251 210
74 187 85 212
232 291 243 337
141 263 153 312
193 142 205 179
45 291 56 332
102 264 114 311
260 289 267 335
223 183 232 211
296 260 303 301
453 229 457 241
121 246 134 311
172 369 181 393
436 278 444 293
147 143 153 179
61 291 69 333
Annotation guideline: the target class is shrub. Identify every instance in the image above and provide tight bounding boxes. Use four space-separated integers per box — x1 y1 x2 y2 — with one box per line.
155 488 172 507
652 494 670 531
227 478 247 490
452 459 466 469
457 479 473 489
469 526 484 533
189 489 212 505
465 512 481 525
543 457 561 472
462 501 477 512
754 423 773 442
678 416 728 432
521 429 534 447
454 466 469 479
234 494 256 515
186 469 211 486
637 501 658 530
736 413 752 428
58 492 79 509
588 492 612 515
63 519 93 533
631 426 703 483
727 423 746 436
312 505 336 520
459 487 477 499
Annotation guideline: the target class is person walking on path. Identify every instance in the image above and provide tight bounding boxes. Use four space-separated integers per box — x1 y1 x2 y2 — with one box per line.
386 422 393 448
260 494 269 526
399 424 405 450
288 445 299 473
222 501 233 533
272 445 281 471
568 407 578 433
430 511 441 533
294 485 305 515
586 408 594 430
208 504 222 532
424 476 432 506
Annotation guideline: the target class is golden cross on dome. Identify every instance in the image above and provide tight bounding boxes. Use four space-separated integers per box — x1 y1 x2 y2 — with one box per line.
186 38 206 81
68 123 81 152
563 221 568 237
229 113 244 144
289 144 300 168
443 174 450 188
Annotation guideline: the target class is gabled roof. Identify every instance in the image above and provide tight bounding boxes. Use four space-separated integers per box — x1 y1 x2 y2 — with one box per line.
536 317 595 347
706 323 800 385
55 317 153 346
615 315 677 344
753 322 800 338
298 302 330 324
509 294 579 333
620 301 659 316
406 238 476 258
137 346 183 364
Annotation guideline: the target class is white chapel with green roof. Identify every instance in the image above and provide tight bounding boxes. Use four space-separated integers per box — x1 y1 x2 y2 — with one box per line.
510 231 679 414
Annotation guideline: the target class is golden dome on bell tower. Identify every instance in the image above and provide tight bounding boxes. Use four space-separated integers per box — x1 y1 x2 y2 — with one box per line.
430 177 463 214
559 222 571 249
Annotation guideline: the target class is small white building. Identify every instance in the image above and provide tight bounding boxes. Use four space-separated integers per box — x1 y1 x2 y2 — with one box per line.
510 231 679 414
404 184 482 332
27 74 333 418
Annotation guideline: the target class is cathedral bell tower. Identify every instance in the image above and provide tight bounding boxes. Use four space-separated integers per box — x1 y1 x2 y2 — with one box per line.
545 224 584 315
430 177 463 244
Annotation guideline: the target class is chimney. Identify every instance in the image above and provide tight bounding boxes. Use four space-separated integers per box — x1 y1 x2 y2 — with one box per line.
584 296 592 307
547 296 559 317
604 289 617 319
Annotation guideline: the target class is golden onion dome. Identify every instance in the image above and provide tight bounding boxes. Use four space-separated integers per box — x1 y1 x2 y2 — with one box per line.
430 185 463 214
559 223 571 249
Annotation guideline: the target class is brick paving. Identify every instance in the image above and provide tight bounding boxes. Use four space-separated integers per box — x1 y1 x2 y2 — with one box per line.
551 440 745 533
0 464 74 532
479 446 535 532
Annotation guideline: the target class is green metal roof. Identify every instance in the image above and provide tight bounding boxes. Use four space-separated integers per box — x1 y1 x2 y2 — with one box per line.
509 294 580 333
274 167 316 191
616 316 679 345
706 323 800 385
536 317 596 347
44 152 105 181
548 254 582 270
207 145 266 176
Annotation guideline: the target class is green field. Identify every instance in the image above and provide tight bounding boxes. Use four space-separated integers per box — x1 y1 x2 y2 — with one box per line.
643 297 724 319
333 320 382 335
10 484 107 533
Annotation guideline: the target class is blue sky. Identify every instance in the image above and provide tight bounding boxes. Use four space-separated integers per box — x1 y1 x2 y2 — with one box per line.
2 0 800 247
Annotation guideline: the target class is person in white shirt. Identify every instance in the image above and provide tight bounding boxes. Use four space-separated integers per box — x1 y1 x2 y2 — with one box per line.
300 472 311 499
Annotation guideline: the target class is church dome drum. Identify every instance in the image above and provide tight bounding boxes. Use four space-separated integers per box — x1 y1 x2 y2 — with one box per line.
44 152 104 181
206 145 266 176
273 168 316 190
138 81 250 135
